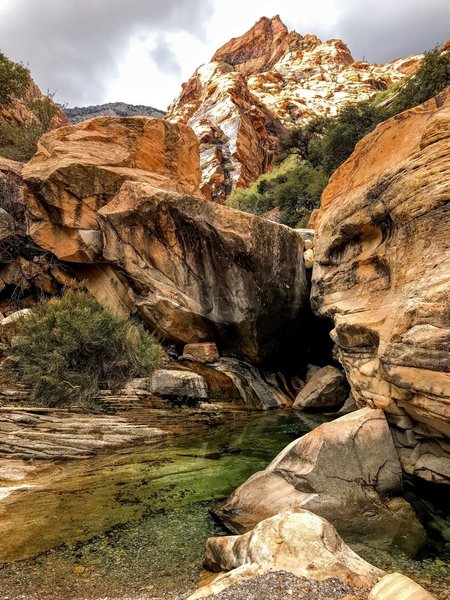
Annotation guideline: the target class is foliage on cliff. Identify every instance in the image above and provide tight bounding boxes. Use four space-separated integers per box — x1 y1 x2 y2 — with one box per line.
229 47 450 227
228 155 327 227
0 52 30 107
9 290 162 408
0 53 63 162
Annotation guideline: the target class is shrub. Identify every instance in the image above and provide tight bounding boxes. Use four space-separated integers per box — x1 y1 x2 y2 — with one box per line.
389 47 450 114
315 102 385 174
228 155 327 227
9 290 162 408
0 52 30 107
0 122 44 162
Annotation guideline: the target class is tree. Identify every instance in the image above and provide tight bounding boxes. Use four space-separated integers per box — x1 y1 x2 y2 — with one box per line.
389 47 450 114
0 52 30 107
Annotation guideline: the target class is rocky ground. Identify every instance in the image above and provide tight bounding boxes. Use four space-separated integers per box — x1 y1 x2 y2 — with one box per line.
205 572 370 600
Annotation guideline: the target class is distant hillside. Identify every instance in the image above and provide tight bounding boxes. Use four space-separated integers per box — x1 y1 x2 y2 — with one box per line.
65 102 165 124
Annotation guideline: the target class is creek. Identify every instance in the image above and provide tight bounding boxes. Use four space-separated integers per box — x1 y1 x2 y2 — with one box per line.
0 410 448 599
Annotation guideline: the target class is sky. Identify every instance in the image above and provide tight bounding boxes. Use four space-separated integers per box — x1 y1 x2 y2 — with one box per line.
0 0 449 110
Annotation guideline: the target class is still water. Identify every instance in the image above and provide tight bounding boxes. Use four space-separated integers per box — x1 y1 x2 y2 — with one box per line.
0 411 448 599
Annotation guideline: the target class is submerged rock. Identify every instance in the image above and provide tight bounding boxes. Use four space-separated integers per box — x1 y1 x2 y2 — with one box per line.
188 510 384 599
312 87 450 484
213 408 426 553
293 365 348 411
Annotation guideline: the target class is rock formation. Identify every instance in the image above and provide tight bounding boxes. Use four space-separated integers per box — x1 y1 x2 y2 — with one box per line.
168 16 422 200
293 364 348 411
22 116 309 364
213 408 426 552
64 102 165 124
312 88 450 485
188 510 384 599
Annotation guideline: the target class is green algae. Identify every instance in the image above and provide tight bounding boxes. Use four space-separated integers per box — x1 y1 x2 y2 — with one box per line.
0 410 448 599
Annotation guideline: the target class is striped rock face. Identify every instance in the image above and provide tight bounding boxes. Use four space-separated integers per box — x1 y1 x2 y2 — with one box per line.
312 88 450 485
168 16 422 201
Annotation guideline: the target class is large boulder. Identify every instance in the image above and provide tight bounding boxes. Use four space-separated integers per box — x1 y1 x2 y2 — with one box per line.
22 116 201 262
22 117 309 364
213 408 425 552
97 181 307 363
293 365 349 411
188 510 384 599
312 88 450 484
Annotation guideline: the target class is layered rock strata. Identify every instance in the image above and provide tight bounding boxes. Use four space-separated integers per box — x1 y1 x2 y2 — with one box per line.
168 16 422 200
22 117 309 364
312 88 450 484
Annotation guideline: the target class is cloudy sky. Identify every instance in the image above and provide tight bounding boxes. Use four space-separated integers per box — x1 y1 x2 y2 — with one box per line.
0 0 449 110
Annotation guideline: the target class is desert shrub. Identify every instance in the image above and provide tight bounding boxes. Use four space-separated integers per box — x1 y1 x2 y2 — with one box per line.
389 47 450 114
9 290 162 408
228 155 327 227
0 122 44 162
0 52 30 107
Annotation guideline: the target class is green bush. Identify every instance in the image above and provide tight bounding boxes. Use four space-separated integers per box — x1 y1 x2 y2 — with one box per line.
228 155 327 227
315 102 385 174
389 47 450 114
9 290 162 408
0 122 44 162
0 52 30 107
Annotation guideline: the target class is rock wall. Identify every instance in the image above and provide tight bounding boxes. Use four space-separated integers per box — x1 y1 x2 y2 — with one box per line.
168 16 422 200
312 88 450 484
22 116 309 364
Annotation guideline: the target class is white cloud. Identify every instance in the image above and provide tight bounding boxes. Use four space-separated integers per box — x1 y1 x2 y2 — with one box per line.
0 0 448 109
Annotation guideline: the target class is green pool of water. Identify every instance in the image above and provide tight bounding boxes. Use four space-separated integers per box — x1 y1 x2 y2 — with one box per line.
0 410 448 599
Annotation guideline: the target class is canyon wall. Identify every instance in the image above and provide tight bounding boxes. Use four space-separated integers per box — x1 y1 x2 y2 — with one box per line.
312 88 450 484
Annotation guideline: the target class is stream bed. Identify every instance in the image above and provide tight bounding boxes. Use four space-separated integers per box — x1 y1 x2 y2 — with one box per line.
0 410 449 599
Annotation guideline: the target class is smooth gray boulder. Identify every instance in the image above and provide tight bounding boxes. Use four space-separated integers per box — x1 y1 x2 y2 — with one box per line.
293 365 348 411
213 408 426 553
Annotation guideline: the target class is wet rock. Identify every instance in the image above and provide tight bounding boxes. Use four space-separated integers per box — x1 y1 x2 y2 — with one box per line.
188 510 384 599
213 408 426 552
213 358 292 409
182 343 220 364
150 369 208 401
293 365 349 411
368 573 435 600
0 407 167 460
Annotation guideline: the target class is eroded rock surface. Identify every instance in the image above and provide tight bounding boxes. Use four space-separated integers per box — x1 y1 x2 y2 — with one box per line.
213 408 425 552
22 122 308 364
188 510 384 599
168 16 422 200
312 88 450 484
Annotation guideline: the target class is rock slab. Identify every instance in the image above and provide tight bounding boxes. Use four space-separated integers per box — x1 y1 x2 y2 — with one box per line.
188 510 384 599
214 408 425 552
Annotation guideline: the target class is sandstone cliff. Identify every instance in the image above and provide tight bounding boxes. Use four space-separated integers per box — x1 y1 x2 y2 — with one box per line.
168 15 422 201
22 116 309 364
312 88 450 484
